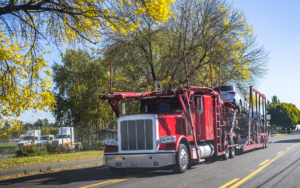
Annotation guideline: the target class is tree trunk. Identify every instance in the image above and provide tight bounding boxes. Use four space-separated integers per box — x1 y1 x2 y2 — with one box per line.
87 122 91 147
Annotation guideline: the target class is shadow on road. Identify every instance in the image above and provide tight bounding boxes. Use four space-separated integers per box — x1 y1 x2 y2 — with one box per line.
0 164 200 187
273 139 300 143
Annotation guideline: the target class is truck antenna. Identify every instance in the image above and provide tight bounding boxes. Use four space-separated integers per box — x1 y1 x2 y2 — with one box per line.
110 59 112 94
183 53 189 90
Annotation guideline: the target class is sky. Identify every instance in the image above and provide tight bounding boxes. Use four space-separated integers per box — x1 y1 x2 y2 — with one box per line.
17 0 300 124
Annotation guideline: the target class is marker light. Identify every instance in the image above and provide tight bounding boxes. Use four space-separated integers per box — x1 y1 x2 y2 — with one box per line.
159 136 176 144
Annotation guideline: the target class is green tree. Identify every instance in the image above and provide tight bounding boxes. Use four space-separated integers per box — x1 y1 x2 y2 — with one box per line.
266 95 280 112
34 119 43 129
52 49 116 145
43 118 50 128
0 0 174 137
102 0 268 93
268 103 299 134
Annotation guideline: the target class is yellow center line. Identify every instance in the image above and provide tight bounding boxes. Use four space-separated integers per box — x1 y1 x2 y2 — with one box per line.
230 143 299 188
277 151 283 155
79 176 138 188
287 147 290 149
219 178 240 188
258 159 270 166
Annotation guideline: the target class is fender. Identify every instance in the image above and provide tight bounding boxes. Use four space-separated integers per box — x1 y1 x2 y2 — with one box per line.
175 135 189 152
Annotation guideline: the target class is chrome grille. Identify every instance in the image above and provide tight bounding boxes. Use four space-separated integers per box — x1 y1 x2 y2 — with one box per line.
120 119 153 151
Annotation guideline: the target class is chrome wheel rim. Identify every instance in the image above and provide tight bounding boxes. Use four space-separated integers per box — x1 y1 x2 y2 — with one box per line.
180 149 189 169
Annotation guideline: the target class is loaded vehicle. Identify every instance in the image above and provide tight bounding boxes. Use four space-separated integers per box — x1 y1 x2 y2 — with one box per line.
213 85 248 113
35 135 55 149
52 127 82 151
100 58 270 174
16 130 41 149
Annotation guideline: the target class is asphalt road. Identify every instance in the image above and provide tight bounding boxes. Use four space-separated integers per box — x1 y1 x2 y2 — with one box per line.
1 134 300 188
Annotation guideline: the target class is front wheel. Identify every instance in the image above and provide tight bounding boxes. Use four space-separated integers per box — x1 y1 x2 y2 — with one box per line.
110 167 127 174
173 144 189 173
229 147 235 158
223 147 229 160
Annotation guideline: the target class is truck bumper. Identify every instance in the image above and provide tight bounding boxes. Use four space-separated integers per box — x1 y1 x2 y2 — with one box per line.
104 153 177 168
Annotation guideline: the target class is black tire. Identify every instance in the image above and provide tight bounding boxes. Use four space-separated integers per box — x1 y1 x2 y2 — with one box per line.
223 147 229 160
110 167 127 174
173 144 189 173
64 144 69 152
229 147 235 158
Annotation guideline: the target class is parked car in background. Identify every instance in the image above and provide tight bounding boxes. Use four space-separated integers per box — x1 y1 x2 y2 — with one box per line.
213 85 248 113
0 139 9 143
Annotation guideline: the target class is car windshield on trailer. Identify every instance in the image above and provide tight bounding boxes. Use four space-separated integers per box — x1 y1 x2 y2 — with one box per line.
140 97 182 114
213 86 234 91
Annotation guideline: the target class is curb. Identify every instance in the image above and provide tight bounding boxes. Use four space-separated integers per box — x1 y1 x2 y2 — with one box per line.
0 157 103 177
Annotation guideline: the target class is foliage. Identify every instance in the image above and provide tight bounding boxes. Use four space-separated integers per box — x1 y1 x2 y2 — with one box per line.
16 145 48 157
46 143 58 154
268 103 300 133
102 0 268 94
52 49 116 144
266 95 280 112
0 0 175 138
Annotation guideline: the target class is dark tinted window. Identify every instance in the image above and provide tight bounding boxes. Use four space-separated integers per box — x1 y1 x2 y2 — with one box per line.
141 97 182 114
213 86 234 91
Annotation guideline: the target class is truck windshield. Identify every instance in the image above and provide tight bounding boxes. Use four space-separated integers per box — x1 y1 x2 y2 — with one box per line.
41 136 48 140
56 135 68 139
23 136 37 140
140 97 182 114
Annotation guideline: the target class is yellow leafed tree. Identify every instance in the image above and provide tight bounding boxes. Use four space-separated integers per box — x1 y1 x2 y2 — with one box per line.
0 0 175 137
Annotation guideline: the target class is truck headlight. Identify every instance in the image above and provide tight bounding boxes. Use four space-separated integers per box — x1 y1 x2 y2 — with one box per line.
103 139 118 146
159 136 176 144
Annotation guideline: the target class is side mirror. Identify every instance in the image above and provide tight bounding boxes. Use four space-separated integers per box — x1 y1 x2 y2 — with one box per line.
266 114 271 121
197 97 203 114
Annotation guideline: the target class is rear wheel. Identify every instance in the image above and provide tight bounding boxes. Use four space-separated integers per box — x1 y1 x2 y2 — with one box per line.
223 147 229 160
64 144 69 152
110 167 127 174
173 144 189 173
229 147 235 158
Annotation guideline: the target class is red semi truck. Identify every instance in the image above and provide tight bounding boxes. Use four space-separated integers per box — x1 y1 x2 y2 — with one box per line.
100 85 270 174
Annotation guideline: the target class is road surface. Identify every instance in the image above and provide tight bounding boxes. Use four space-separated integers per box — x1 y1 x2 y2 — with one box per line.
1 134 300 188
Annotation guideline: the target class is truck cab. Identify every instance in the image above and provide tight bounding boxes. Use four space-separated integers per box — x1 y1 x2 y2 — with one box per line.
101 89 219 174
35 135 55 149
16 130 41 149
52 127 75 151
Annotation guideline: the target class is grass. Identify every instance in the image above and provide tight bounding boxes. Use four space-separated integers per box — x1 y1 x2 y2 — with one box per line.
0 143 17 154
0 150 103 169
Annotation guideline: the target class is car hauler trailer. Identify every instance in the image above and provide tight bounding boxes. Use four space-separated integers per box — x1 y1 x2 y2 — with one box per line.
100 58 270 174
